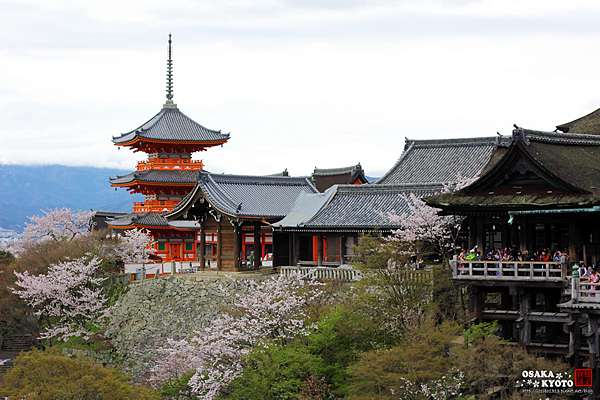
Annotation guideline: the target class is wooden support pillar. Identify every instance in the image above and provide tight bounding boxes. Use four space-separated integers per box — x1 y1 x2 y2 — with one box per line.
569 221 578 264
470 286 482 321
292 233 299 266
519 289 531 346
317 234 323 267
476 218 484 251
199 223 206 270
217 219 222 270
468 218 475 249
340 235 345 265
233 223 241 270
253 223 261 270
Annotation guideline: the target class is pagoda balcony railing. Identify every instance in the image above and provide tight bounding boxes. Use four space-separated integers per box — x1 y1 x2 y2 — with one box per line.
133 199 180 213
136 158 204 171
451 260 566 281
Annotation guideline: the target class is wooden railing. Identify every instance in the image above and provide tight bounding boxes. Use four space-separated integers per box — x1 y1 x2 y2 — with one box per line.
578 281 600 303
451 260 565 281
572 280 600 303
137 158 203 171
125 261 205 280
133 199 180 213
279 266 363 282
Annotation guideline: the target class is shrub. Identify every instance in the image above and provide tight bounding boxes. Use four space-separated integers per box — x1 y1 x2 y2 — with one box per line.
1 348 160 400
224 343 330 400
346 318 569 400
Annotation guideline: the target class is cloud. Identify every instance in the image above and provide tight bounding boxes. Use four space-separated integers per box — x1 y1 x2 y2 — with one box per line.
2 0 600 178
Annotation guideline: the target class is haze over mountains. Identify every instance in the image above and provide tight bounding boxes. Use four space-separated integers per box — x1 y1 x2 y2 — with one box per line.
0 164 140 231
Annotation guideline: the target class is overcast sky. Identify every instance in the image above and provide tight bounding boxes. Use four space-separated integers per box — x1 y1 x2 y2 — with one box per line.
2 0 600 177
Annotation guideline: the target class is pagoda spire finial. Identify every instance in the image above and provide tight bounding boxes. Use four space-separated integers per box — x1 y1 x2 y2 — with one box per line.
164 33 177 108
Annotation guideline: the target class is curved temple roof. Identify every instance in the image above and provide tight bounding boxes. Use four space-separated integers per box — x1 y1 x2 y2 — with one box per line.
377 136 511 185
108 213 170 228
274 183 439 232
110 169 200 186
112 107 230 146
167 171 318 220
427 128 600 210
556 107 600 135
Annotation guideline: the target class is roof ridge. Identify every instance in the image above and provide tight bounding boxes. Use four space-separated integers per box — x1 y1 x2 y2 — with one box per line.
408 136 507 147
516 128 600 145
205 171 313 185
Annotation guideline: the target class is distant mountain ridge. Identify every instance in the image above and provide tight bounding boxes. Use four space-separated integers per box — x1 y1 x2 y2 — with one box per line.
0 165 140 231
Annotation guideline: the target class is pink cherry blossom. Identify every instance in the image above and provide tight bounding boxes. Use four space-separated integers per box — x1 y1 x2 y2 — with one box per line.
113 228 156 263
149 274 323 399
13 208 94 254
12 255 106 341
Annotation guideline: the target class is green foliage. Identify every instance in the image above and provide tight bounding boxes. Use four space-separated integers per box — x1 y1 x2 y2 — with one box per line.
463 321 500 346
305 306 391 394
0 348 160 400
347 318 461 399
224 343 331 400
352 236 434 336
160 371 196 399
432 264 467 322
345 317 569 400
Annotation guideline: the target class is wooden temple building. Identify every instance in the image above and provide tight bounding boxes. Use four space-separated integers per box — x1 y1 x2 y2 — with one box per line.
311 164 368 192
108 35 229 261
426 113 600 392
164 172 317 270
272 136 510 266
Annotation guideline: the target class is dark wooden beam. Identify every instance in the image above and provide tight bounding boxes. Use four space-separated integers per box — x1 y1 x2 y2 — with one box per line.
233 222 241 270
253 223 261 270
217 218 222 270
292 233 299 266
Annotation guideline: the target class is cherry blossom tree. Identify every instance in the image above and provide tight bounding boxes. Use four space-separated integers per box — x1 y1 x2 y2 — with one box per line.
14 209 94 254
149 274 323 399
113 228 156 264
388 174 475 261
12 255 106 341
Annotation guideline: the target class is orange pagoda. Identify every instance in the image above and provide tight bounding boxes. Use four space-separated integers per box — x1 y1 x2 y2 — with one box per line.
108 35 229 261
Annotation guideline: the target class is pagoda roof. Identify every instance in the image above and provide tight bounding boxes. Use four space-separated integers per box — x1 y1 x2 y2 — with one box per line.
427 128 600 211
377 136 511 185
556 107 600 135
273 183 438 232
110 169 199 186
167 171 318 220
112 106 230 146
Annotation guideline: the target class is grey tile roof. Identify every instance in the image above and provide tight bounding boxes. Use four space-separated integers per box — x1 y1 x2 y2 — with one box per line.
313 164 363 177
108 213 170 227
377 136 511 185
112 106 230 144
274 183 440 231
556 107 600 135
110 170 200 185
427 128 600 210
167 171 318 220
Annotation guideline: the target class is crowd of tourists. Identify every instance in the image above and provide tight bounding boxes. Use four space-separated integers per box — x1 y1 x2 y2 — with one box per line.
457 246 566 263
